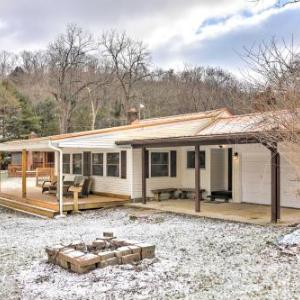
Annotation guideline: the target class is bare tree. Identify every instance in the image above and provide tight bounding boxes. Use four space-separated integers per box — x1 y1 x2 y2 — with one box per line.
84 56 114 129
242 38 300 177
100 31 151 121
0 51 18 79
48 24 95 133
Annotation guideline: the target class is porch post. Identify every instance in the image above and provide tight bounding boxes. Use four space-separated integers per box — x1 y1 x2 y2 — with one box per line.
270 145 280 223
142 146 147 204
195 144 200 212
22 149 27 198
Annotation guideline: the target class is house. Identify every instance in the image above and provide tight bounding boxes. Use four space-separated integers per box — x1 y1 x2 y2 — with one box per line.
0 108 299 223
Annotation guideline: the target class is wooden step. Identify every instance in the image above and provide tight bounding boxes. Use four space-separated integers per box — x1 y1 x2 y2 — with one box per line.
0 196 57 218
0 192 58 211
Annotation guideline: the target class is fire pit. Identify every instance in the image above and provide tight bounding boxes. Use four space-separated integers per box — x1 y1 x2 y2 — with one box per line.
45 232 155 274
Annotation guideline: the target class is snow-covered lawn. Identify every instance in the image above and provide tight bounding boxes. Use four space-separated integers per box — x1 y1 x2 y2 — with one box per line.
0 206 299 300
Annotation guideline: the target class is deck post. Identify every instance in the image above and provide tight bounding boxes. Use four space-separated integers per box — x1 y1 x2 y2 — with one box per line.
22 149 27 198
142 146 147 204
270 145 280 223
195 144 201 212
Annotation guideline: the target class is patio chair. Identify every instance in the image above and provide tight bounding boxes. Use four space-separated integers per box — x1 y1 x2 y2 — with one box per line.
63 176 85 197
42 176 65 194
42 176 58 194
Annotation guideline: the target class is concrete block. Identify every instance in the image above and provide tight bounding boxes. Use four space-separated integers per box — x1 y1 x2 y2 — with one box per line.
121 253 141 264
135 243 155 259
75 253 101 267
106 257 119 266
110 239 127 247
103 232 114 237
98 251 115 261
114 246 131 258
59 250 85 264
128 245 141 255
70 263 96 274
92 240 106 250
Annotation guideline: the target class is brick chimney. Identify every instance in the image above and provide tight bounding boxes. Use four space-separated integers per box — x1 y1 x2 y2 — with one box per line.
28 131 38 139
127 108 139 124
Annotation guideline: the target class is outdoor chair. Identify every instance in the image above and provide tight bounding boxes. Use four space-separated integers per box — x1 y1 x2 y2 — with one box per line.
63 176 85 197
42 176 58 194
42 176 65 194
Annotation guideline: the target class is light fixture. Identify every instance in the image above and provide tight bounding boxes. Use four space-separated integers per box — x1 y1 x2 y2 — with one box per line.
233 152 239 159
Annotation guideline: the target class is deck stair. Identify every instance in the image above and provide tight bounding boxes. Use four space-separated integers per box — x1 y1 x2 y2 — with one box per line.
0 194 57 218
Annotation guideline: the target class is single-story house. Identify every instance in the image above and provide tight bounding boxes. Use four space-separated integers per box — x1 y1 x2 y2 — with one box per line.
0 108 299 223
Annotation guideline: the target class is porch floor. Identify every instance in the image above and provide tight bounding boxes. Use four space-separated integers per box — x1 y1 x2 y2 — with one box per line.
128 199 300 226
0 177 129 217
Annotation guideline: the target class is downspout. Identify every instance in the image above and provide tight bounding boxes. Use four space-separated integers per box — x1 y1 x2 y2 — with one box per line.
48 141 64 217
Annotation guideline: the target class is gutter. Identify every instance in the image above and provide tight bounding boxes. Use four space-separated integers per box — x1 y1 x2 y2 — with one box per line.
48 141 64 217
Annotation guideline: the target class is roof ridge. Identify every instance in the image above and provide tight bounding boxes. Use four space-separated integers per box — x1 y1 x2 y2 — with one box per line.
133 108 228 123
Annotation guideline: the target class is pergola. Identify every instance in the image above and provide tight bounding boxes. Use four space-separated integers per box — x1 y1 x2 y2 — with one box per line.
117 132 281 223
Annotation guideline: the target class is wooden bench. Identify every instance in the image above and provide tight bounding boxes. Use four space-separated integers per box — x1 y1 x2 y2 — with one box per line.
180 188 206 200
208 190 232 202
151 188 177 201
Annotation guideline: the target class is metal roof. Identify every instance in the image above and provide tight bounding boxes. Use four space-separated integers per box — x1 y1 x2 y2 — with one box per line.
0 108 230 151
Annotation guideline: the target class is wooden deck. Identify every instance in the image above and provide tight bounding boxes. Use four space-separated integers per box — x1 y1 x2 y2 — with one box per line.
0 178 129 218
128 199 300 226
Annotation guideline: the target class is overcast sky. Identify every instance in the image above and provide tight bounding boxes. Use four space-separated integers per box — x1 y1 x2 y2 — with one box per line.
0 0 299 75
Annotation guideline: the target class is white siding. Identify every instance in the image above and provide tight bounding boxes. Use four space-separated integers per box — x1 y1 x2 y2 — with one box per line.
131 148 181 199
131 146 211 199
235 143 300 208
179 146 211 196
62 148 131 197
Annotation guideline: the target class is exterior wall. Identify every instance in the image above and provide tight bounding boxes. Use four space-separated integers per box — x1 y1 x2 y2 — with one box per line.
62 148 132 197
235 143 300 208
131 148 182 199
131 146 212 199
60 143 300 208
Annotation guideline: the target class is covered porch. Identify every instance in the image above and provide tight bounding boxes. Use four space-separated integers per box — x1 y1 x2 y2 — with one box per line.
118 132 287 224
129 199 300 226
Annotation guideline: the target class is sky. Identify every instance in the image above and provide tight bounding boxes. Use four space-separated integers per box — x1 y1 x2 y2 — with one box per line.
0 0 299 76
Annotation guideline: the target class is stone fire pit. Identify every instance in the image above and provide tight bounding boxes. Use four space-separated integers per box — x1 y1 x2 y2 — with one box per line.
45 232 155 274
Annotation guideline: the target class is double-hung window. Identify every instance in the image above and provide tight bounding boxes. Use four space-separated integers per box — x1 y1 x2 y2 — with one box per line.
151 152 169 177
72 153 82 174
63 154 71 174
107 153 119 177
187 151 206 169
92 153 103 176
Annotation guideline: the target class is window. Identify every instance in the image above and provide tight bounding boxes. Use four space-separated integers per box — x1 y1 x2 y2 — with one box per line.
63 154 71 174
107 153 119 177
11 153 21 165
151 152 169 177
72 153 82 174
187 151 206 169
92 153 103 176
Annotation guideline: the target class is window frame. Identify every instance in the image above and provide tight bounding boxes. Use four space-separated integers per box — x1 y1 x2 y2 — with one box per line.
62 153 71 174
92 153 104 176
106 152 120 177
72 153 83 175
187 150 206 169
150 151 169 177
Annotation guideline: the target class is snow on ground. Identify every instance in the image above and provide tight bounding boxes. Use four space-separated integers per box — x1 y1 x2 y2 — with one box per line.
0 206 300 300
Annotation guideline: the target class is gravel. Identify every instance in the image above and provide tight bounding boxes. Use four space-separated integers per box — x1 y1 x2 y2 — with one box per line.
0 206 299 300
